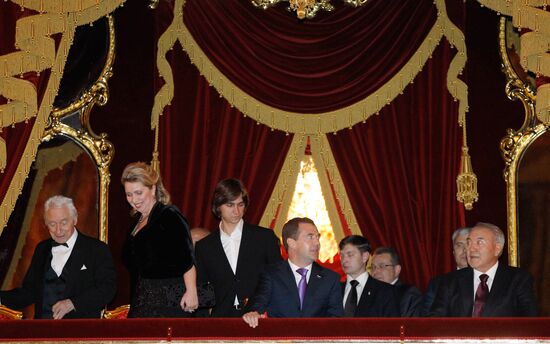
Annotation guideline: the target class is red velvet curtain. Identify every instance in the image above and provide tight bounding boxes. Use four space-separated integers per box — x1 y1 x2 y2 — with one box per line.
328 41 465 290
182 0 436 113
157 42 293 229
156 0 466 290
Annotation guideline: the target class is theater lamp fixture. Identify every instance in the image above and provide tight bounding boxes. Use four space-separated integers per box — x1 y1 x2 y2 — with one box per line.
252 0 368 20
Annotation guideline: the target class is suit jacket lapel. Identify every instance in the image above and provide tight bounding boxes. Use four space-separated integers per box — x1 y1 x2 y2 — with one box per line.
235 224 251 277
357 276 375 312
281 262 302 311
302 262 323 313
483 263 508 316
458 268 474 316
212 229 235 277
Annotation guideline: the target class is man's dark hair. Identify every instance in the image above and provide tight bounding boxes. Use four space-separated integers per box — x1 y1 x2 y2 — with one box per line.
373 247 401 265
339 235 371 253
282 217 315 252
211 178 249 218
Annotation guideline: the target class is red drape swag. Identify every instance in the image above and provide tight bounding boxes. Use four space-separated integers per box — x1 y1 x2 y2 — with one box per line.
157 0 466 290
0 2 50 212
157 42 293 229
328 41 466 289
182 0 437 113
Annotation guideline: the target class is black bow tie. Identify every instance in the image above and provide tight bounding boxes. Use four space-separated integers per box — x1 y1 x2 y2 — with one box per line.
51 242 68 248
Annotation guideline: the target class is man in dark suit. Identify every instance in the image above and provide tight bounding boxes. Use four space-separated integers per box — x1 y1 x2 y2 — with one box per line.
339 235 400 317
422 227 470 315
242 217 343 327
371 247 422 317
195 179 282 317
0 195 116 319
429 222 538 317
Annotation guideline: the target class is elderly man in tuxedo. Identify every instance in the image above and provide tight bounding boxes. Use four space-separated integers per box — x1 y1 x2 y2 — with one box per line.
242 217 343 327
339 235 400 317
429 222 538 317
0 195 116 319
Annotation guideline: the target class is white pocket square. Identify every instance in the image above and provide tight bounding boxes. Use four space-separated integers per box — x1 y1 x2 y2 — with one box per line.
80 264 87 270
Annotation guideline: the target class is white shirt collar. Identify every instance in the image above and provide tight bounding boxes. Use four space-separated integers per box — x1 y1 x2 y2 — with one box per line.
219 219 243 240
288 259 313 284
473 261 499 290
347 271 369 286
65 229 78 249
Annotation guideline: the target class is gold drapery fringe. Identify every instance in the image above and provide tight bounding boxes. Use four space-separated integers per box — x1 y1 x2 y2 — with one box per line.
0 0 125 233
153 0 469 134
152 0 473 213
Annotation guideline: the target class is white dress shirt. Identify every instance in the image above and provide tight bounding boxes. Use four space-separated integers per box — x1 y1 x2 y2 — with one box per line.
343 271 369 307
288 260 313 286
51 229 78 277
219 219 243 306
473 261 498 297
219 219 243 274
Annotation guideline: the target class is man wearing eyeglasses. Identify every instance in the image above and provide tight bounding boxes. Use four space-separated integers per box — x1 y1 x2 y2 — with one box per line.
429 222 537 317
339 235 400 317
371 247 422 317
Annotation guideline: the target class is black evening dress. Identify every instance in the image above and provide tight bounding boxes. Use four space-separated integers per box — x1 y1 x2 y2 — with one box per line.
125 202 195 318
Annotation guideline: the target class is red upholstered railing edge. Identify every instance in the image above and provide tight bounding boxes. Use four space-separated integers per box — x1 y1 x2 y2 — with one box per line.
0 318 549 341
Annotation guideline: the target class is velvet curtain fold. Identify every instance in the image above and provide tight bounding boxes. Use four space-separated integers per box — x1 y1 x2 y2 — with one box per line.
156 0 466 290
157 42 293 229
182 0 436 113
327 40 465 289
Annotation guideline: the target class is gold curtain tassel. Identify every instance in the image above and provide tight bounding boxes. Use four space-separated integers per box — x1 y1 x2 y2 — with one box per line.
456 147 478 210
151 150 160 172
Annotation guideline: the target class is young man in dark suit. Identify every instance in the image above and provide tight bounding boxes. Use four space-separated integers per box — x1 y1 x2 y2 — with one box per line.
242 217 343 327
429 222 538 317
339 235 400 317
0 195 116 319
195 179 282 317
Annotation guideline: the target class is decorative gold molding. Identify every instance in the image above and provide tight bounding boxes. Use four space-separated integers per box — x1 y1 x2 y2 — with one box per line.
498 16 548 267
2 141 84 290
0 1 125 235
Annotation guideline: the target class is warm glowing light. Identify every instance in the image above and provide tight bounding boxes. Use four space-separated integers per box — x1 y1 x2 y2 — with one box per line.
287 156 339 263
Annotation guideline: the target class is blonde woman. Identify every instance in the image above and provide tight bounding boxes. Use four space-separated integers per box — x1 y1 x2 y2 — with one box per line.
121 162 198 317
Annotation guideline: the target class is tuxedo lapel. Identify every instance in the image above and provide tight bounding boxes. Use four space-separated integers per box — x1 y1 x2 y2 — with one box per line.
61 233 85 293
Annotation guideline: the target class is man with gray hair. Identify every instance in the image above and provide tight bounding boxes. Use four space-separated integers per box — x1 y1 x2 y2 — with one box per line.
0 195 116 319
422 227 471 314
429 222 538 317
